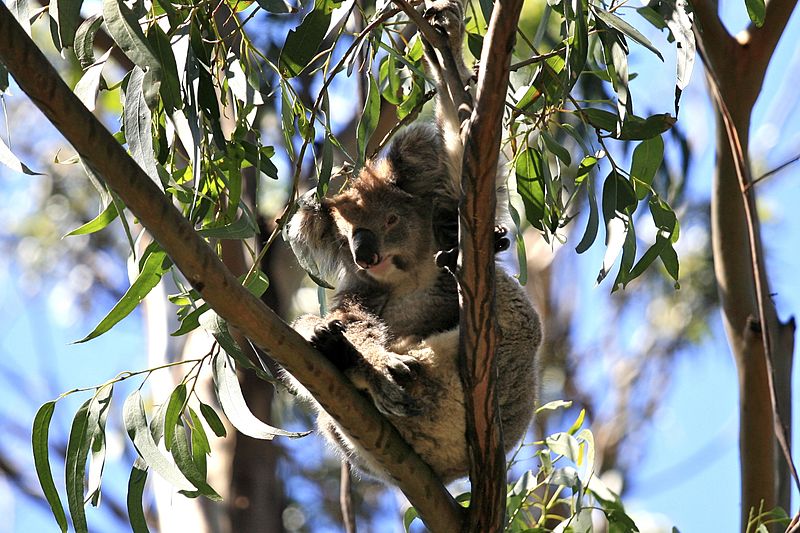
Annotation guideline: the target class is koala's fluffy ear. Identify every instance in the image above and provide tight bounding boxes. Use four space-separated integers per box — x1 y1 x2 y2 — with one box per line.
285 190 344 285
387 124 452 198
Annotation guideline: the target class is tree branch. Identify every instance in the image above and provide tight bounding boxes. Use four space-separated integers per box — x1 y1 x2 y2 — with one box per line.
748 0 799 60
0 6 464 532
691 1 735 80
457 0 524 530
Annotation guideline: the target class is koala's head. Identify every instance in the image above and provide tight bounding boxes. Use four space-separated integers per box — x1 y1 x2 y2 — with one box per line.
325 160 443 287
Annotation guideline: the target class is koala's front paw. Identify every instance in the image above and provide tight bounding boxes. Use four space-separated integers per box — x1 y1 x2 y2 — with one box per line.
385 353 421 387
310 320 360 371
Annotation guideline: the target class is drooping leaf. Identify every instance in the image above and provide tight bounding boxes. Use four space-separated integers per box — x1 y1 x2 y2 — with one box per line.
243 269 270 298
126 459 150 533
665 0 695 114
612 217 637 290
593 7 664 60
9 0 32 36
357 74 380 166
212 353 310 440
0 134 42 175
546 432 581 463
542 131 571 166
199 402 227 438
198 216 258 239
125 67 162 188
575 166 598 254
103 0 159 71
163 384 187 452
583 108 675 140
64 201 119 237
50 0 83 49
74 49 112 112
65 399 92 533
279 0 343 77
187 407 211 455
508 203 528 285
200 312 275 382
32 401 68 532
147 25 182 113
515 148 546 231
123 391 197 491
256 0 295 13
76 249 170 343
630 135 664 200
170 423 222 500
87 384 113 507
745 0 766 27
74 14 104 69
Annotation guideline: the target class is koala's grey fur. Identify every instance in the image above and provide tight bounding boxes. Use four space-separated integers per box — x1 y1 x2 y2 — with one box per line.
283 0 541 483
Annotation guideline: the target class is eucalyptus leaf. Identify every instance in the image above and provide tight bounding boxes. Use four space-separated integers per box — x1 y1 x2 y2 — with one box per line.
212 353 310 440
65 399 91 533
87 384 113 507
199 402 227 438
74 14 104 69
163 384 187 452
0 134 42 175
124 67 161 188
32 401 68 532
126 459 150 533
75 49 111 112
123 391 197 491
170 423 222 500
630 135 664 200
515 148 546 231
76 249 170 343
745 0 766 27
64 201 119 237
357 74 380 166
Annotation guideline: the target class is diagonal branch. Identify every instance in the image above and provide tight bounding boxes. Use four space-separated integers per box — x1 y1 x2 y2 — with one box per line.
0 6 463 532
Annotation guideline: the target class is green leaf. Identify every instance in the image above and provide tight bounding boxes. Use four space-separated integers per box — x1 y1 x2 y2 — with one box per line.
125 67 161 188
65 200 119 237
318 134 334 198
542 131 571 165
403 506 420 532
126 459 150 533
163 384 187 452
279 0 342 77
172 303 210 336
256 0 295 13
594 7 664 60
65 399 91 533
199 402 227 438
536 400 573 413
630 135 664 200
201 312 275 382
212 354 310 440
198 215 258 239
515 148 546 231
170 423 222 500
627 234 668 282
575 160 599 254
565 0 588 87
87 384 113 507
598 171 636 283
660 239 680 287
76 249 170 343
508 203 528 285
745 0 766 27
243 270 270 298
546 432 581 463
74 48 111 112
123 390 197 491
103 0 160 71
612 219 637 290
32 401 68 532
187 407 211 455
74 14 104 69
583 109 675 140
50 0 83 49
357 75 380 166
241 141 279 179
147 25 182 114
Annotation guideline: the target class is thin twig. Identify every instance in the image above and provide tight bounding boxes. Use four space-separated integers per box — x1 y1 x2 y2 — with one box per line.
747 151 800 190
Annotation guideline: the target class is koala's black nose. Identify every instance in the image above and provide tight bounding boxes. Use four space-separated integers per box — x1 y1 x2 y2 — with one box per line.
352 228 381 269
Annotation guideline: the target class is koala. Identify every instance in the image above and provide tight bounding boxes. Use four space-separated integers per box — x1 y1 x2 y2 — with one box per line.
282 0 541 483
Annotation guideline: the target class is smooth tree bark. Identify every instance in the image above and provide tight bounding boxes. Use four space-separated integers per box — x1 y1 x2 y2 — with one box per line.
693 1 798 528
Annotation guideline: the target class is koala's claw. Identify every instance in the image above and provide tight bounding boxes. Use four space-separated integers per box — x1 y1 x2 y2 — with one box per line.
372 378 423 417
495 225 511 253
386 353 420 386
310 320 359 371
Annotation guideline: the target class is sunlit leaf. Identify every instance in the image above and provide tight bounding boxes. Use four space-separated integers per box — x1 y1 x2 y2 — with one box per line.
575 157 599 254
630 135 664 200
32 401 68 532
50 0 83 49
198 215 258 239
103 0 159 71
279 0 343 77
87 384 113 507
583 108 675 140
125 67 162 188
546 432 581 463
515 148 546 231
212 353 310 440
0 134 42 175
594 7 664 60
123 391 196 491
75 49 111 112
665 0 695 114
76 249 171 343
745 0 765 27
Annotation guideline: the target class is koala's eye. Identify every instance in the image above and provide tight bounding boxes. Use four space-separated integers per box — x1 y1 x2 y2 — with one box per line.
386 214 399 228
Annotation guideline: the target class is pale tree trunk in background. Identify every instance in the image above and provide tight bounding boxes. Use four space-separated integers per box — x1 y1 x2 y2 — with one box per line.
693 2 797 529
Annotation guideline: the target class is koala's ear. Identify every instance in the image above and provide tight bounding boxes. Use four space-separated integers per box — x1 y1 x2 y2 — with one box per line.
387 124 448 197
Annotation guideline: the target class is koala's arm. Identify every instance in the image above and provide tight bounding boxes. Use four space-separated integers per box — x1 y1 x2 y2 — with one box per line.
285 190 347 282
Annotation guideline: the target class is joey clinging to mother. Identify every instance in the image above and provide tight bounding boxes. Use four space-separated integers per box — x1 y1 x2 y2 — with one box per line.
283 0 541 483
